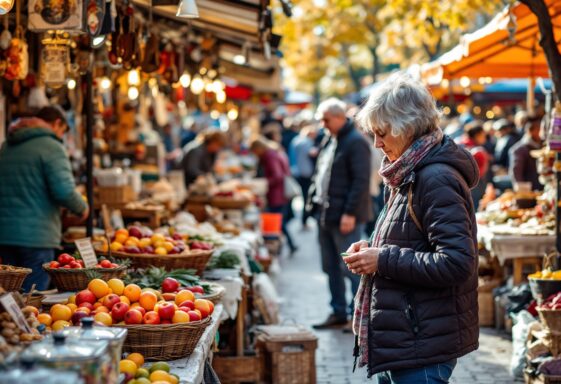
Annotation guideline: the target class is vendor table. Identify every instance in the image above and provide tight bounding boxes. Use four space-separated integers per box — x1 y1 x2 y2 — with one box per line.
478 225 556 284
169 304 223 384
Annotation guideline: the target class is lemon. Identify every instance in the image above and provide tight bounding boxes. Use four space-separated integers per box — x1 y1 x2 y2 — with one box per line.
149 362 170 373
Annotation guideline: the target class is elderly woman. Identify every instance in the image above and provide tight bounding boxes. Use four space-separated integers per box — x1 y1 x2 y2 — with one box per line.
344 73 479 383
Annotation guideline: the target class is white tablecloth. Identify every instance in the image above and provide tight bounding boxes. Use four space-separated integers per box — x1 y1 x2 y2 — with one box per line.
168 304 223 384
478 225 556 265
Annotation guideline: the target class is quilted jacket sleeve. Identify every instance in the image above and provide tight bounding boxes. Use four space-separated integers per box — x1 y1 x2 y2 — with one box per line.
343 137 371 217
377 169 477 287
42 141 87 215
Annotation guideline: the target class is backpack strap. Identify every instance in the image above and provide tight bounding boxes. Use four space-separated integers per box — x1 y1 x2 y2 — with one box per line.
407 183 423 233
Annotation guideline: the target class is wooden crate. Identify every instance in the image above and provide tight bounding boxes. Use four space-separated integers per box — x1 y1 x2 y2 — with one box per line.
97 185 137 204
478 278 501 327
212 354 263 384
256 334 317 384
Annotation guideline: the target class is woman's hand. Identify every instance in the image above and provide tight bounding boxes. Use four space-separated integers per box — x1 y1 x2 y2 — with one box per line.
346 240 369 254
343 247 380 275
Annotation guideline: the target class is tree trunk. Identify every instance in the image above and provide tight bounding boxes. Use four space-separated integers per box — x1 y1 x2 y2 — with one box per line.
520 0 561 101
369 46 380 82
341 44 362 93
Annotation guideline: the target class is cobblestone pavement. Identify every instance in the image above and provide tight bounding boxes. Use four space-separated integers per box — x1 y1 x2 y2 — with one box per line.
272 215 520 384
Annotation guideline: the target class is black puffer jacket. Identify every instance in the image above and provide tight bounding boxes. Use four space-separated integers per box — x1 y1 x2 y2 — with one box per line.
308 120 372 225
367 135 479 376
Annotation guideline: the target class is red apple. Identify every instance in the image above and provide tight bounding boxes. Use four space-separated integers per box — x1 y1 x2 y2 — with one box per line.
168 246 181 255
58 253 74 265
187 310 202 322
63 264 72 269
194 299 213 318
158 302 175 321
49 261 60 269
178 306 190 313
172 233 183 241
124 309 143 324
124 246 140 254
128 226 143 239
69 261 82 269
161 278 180 293
78 260 85 267
134 307 146 317
110 263 119 268
143 311 161 324
100 259 112 268
140 246 155 254
76 290 97 306
178 300 195 310
187 286 205 294
78 302 94 311
71 311 89 325
103 294 121 310
111 302 130 322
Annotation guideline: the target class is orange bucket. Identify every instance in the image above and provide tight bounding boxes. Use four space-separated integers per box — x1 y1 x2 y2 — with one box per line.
260 213 282 235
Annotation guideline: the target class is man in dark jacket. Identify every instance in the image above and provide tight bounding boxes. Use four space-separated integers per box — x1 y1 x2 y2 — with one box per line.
0 106 89 291
308 98 372 329
509 116 543 191
181 131 227 188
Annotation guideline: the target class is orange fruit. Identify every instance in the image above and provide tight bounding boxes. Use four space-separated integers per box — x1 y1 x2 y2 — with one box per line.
52 320 71 331
94 312 112 326
149 371 172 383
115 233 128 244
150 234 166 245
95 305 109 313
108 278 125 295
67 303 77 314
175 290 195 305
169 375 179 384
138 238 152 248
67 294 76 304
120 295 131 306
162 241 174 252
126 352 145 368
125 236 140 247
37 313 52 326
110 241 123 252
115 228 129 238
50 304 72 322
139 291 158 311
124 284 142 302
131 302 142 310
172 311 190 323
88 279 110 298
119 359 137 376
154 247 167 256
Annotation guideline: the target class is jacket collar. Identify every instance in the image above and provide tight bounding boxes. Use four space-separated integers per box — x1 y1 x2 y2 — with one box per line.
336 119 354 138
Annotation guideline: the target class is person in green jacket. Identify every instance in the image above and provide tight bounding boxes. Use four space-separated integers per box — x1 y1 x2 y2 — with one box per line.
0 105 89 291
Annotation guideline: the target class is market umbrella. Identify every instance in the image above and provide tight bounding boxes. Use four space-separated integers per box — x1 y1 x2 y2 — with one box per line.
421 0 561 85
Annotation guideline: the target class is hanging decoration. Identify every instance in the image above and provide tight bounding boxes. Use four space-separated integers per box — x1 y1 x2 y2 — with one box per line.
40 32 71 88
28 0 84 31
4 26 28 81
0 0 14 16
86 0 105 36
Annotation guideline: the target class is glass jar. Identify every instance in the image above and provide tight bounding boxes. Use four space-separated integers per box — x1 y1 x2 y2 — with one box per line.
0 356 84 384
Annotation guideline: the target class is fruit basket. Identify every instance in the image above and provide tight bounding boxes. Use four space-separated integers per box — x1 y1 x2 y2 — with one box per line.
200 282 225 304
530 277 561 305
99 249 213 275
210 196 251 210
0 265 32 291
538 308 561 334
43 264 127 292
119 316 212 360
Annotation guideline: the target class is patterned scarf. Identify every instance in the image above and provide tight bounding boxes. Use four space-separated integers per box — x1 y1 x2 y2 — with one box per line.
352 128 443 371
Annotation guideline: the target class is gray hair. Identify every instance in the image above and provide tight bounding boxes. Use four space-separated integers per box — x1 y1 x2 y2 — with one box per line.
356 72 440 140
315 97 347 119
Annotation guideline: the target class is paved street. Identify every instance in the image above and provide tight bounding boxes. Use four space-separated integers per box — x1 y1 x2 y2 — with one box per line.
273 212 520 383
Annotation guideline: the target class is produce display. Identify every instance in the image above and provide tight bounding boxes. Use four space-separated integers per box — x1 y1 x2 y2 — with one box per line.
538 292 561 310
529 269 561 280
48 253 122 269
124 267 210 293
120 354 180 384
36 278 214 328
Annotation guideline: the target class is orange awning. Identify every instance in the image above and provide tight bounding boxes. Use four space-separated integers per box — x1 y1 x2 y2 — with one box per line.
422 0 561 85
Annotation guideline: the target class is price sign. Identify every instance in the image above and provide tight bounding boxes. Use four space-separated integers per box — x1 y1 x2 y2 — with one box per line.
0 293 31 333
75 237 98 268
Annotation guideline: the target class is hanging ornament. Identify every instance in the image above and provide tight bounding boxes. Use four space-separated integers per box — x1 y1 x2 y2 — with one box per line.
0 17 11 50
4 27 28 81
86 0 105 36
0 0 14 15
28 0 83 31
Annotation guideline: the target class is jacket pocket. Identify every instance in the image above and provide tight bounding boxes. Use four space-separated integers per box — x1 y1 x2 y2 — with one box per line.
404 292 419 336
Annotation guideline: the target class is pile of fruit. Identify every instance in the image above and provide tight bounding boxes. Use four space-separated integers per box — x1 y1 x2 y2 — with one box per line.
48 253 121 269
109 227 190 256
538 292 561 310
36 278 214 328
0 291 44 363
120 353 179 384
529 268 561 280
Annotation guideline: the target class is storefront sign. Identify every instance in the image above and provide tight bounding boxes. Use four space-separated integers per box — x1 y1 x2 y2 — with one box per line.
0 293 31 333
41 44 69 87
75 238 98 268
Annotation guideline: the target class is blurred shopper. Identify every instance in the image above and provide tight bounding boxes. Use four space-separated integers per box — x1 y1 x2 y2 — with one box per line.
461 120 491 210
250 137 297 254
346 73 478 381
0 106 89 291
289 125 317 229
181 131 227 188
307 98 371 329
493 118 520 169
514 110 529 137
509 116 543 191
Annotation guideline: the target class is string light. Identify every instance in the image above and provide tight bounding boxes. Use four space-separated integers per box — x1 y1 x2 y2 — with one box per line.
67 79 76 90
227 108 239 120
100 77 111 90
128 86 139 100
180 73 191 88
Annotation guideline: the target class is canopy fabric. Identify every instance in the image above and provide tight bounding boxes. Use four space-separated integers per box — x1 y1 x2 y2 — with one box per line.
422 0 561 85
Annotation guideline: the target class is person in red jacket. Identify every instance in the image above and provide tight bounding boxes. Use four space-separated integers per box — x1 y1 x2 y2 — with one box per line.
461 120 490 210
250 137 297 254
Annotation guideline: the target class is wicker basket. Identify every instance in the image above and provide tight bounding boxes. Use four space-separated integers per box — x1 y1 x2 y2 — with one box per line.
43 264 127 292
210 197 251 210
538 308 561 334
119 316 211 360
0 265 32 291
201 283 225 304
98 249 213 275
